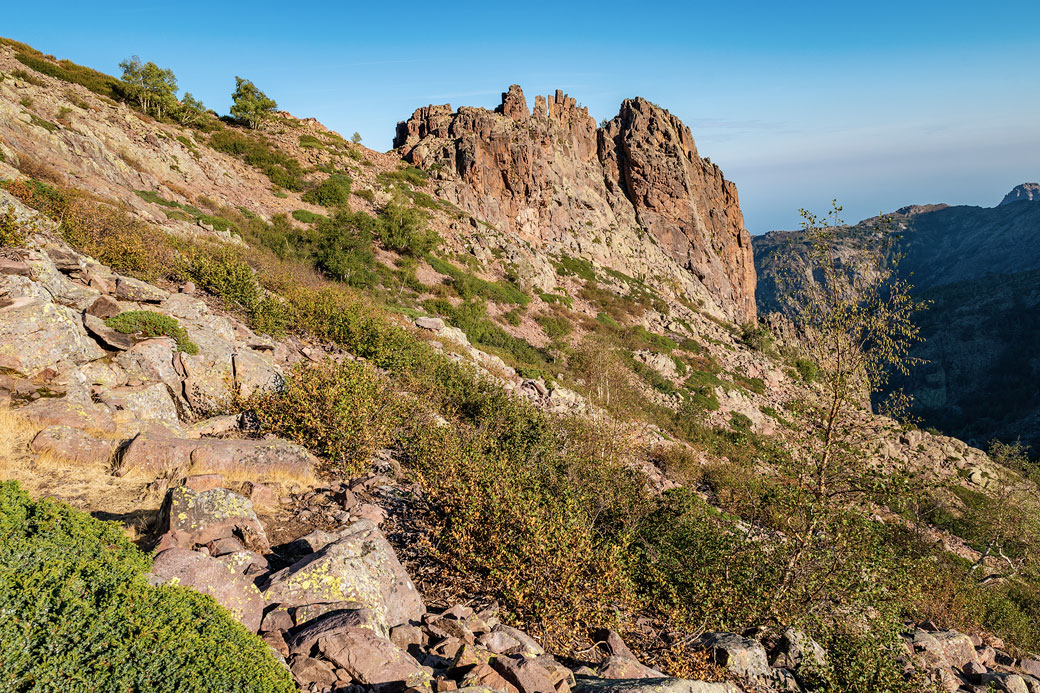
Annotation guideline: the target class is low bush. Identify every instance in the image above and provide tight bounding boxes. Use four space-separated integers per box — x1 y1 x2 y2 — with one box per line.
0 481 293 692
187 248 262 310
105 311 199 354
292 209 325 224
302 175 351 207
426 256 528 306
246 359 402 475
13 50 123 99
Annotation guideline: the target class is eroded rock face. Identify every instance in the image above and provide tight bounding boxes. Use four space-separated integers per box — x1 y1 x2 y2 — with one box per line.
395 86 756 323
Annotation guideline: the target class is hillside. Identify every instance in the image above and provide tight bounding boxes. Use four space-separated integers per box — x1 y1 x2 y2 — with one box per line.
4 36 1040 693
754 192 1040 450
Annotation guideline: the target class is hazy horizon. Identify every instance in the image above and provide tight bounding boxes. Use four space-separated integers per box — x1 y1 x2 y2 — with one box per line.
6 0 1037 233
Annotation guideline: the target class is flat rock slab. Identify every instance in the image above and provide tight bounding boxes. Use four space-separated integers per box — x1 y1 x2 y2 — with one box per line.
115 276 168 303
119 434 316 479
18 397 117 434
29 425 116 465
574 677 741 693
262 519 425 629
149 547 264 633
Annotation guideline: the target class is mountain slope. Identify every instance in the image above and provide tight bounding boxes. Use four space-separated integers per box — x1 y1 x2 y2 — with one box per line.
753 190 1040 449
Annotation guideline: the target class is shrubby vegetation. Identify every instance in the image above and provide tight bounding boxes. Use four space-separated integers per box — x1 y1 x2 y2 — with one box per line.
105 311 199 354
0 481 294 692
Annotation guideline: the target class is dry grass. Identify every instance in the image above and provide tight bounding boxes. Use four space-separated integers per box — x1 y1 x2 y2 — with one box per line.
0 407 159 542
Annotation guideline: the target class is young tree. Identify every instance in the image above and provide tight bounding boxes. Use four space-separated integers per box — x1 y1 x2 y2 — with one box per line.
230 77 277 129
351 132 362 144
174 92 207 126
119 56 178 119
767 201 928 620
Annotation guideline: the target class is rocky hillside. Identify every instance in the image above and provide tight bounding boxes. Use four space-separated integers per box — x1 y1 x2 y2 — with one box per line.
5 36 1040 693
395 86 756 324
753 189 1040 450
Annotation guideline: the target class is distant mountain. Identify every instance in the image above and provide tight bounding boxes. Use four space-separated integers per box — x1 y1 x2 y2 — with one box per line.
1000 182 1040 206
754 186 1040 450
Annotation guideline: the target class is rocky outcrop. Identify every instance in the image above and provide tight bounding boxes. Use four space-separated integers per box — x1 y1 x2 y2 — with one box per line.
1000 182 1040 205
395 86 756 323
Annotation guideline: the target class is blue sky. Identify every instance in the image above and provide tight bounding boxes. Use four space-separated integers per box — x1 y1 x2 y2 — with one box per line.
4 1 1038 232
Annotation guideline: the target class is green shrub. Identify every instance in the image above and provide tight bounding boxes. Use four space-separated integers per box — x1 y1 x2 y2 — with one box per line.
377 197 439 254
554 254 597 282
794 357 818 382
14 51 123 98
298 134 324 149
11 68 45 87
426 256 528 306
187 248 262 309
738 322 774 353
105 311 199 354
378 166 428 188
0 481 293 692
302 175 351 207
314 211 378 288
292 209 325 224
247 359 402 474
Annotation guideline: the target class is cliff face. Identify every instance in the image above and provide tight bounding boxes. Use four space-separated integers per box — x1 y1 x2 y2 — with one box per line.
395 86 756 323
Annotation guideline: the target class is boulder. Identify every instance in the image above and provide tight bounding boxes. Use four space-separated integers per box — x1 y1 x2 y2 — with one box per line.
262 519 425 629
18 397 116 434
0 297 105 376
771 627 828 672
597 656 662 680
232 348 282 398
317 627 430 687
98 382 181 431
415 316 446 331
288 655 338 688
29 425 116 465
155 485 270 552
932 630 979 669
149 548 264 632
491 655 559 693
114 276 168 303
83 313 136 350
695 632 770 680
85 295 122 319
491 624 545 658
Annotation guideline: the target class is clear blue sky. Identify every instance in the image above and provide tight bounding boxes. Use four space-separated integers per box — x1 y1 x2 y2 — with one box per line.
4 1 1038 232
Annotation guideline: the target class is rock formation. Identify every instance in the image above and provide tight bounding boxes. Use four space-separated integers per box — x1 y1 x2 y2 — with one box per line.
1000 182 1040 205
395 86 756 323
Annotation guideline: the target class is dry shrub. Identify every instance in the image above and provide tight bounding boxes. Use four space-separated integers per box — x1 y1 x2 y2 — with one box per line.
14 156 64 185
117 148 145 172
648 443 704 486
3 178 175 280
245 359 403 476
163 180 193 202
